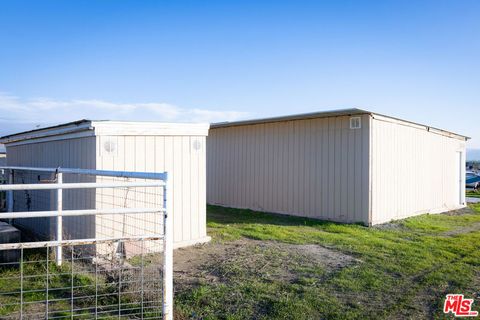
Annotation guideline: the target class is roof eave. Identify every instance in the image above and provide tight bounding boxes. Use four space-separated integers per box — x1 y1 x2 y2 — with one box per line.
211 108 370 129
0 121 94 145
369 112 470 141
210 108 469 141
0 120 211 145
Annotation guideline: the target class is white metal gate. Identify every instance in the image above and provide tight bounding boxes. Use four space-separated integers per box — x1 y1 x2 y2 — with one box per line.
0 166 173 320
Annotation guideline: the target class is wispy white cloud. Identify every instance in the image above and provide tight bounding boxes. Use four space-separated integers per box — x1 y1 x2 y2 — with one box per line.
0 92 250 135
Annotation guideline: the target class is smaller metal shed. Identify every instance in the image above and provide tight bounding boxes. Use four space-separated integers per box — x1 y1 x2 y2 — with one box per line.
0 144 6 166
0 120 210 249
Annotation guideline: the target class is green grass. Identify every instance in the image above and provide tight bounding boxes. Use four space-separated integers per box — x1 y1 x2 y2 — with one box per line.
175 204 480 319
0 249 159 319
467 190 480 198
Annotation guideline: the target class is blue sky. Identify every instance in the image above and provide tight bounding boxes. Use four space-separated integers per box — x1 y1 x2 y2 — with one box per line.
0 0 479 150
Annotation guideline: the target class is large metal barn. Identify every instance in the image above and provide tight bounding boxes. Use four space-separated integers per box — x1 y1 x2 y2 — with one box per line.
207 109 469 225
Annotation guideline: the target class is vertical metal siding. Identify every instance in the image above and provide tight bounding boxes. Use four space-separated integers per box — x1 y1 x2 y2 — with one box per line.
96 135 208 245
207 115 371 224
370 117 466 224
5 137 96 239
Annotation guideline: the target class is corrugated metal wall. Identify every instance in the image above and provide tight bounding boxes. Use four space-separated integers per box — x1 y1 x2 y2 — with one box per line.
370 116 466 224
0 155 6 166
207 115 371 224
6 133 208 248
6 137 96 239
96 135 208 246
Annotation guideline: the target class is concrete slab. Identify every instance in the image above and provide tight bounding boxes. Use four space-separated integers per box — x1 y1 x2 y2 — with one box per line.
0 221 20 264
467 197 480 204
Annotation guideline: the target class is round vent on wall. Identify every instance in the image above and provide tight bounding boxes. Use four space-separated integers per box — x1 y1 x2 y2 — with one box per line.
103 139 117 156
192 139 202 151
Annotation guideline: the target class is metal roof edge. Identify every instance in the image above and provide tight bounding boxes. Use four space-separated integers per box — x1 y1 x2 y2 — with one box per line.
0 120 210 145
211 108 370 128
369 112 470 141
210 108 469 141
0 120 94 144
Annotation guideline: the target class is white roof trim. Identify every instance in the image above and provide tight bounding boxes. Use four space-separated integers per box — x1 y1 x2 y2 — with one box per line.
91 121 210 137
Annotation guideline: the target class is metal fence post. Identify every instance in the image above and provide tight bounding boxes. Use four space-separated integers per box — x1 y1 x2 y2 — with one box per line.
163 173 173 320
7 169 13 224
56 172 63 266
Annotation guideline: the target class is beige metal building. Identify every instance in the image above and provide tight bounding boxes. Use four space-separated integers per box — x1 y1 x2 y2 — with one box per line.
207 109 469 225
1 120 210 248
0 144 6 166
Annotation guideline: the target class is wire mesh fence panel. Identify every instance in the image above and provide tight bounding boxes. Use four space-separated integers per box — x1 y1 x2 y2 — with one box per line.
0 239 163 319
0 167 171 320
95 176 164 258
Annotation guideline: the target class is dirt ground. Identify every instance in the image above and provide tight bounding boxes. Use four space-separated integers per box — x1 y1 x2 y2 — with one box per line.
172 238 357 297
442 206 478 216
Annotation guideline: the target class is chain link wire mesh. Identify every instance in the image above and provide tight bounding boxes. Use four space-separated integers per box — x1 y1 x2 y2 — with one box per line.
0 168 167 319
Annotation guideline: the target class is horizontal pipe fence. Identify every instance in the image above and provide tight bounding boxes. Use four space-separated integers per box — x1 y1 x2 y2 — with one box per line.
0 166 173 320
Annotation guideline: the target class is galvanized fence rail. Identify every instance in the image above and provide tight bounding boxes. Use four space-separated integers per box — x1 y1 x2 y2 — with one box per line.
0 166 173 320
